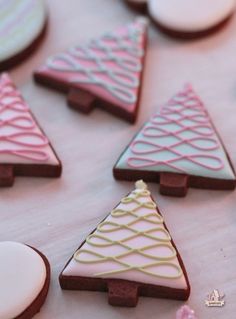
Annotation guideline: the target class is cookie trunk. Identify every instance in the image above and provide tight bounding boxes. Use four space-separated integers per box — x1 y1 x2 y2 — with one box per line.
68 88 96 113
0 165 14 187
160 173 189 197
108 280 139 307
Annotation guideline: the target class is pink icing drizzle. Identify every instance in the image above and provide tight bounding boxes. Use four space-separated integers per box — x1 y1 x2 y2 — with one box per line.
0 73 49 162
127 84 224 173
46 19 147 105
176 305 197 319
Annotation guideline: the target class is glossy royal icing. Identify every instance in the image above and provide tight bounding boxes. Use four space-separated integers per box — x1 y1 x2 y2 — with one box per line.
63 181 188 289
0 73 59 165
37 18 148 113
0 242 46 319
148 0 236 33
115 85 235 180
0 0 47 65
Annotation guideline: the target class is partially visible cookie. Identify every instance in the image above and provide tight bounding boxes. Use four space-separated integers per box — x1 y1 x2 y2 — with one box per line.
0 73 62 187
0 0 47 71
176 305 197 319
125 0 147 12
59 180 190 307
148 0 236 38
0 241 50 319
113 84 236 197
34 18 148 123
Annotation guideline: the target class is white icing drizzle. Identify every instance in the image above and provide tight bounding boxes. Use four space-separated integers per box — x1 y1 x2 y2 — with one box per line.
47 19 147 104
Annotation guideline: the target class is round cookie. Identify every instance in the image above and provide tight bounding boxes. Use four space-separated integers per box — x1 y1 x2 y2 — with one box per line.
0 242 50 319
0 0 47 71
148 0 236 38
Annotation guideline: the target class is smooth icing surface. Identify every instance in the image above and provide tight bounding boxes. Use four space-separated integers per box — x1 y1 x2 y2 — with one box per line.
116 85 235 180
63 181 187 290
0 0 47 62
0 73 59 165
37 18 148 112
148 0 236 32
0 241 46 319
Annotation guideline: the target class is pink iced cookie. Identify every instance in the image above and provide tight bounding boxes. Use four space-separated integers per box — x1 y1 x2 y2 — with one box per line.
0 73 61 187
34 18 148 123
176 305 197 319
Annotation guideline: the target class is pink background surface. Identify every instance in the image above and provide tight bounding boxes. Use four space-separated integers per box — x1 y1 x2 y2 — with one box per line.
1 0 236 318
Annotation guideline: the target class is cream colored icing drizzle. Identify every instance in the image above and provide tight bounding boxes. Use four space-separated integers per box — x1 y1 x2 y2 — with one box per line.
74 180 183 279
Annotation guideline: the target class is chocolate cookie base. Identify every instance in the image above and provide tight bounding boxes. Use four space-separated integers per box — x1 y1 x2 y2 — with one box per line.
124 0 147 13
113 168 236 197
16 246 50 319
34 33 147 124
60 276 189 307
0 162 61 187
59 195 190 307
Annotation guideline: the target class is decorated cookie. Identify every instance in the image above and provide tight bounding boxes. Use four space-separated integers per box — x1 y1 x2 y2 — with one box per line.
59 180 190 307
34 18 148 123
0 0 47 71
176 305 197 319
0 73 61 187
0 241 50 319
113 85 236 197
148 0 236 38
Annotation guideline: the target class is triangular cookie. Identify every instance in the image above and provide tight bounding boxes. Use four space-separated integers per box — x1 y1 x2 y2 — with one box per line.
0 73 61 186
34 18 148 123
60 181 190 307
114 85 236 196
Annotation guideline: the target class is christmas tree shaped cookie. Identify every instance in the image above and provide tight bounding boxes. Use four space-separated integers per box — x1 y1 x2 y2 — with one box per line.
34 18 148 123
114 85 236 196
60 181 190 307
0 73 61 187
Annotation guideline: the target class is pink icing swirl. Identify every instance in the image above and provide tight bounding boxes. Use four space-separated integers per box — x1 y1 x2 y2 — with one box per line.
46 19 147 105
127 84 224 173
176 305 197 319
0 73 50 162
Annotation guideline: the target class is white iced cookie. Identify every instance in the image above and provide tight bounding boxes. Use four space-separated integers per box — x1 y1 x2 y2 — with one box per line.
0 242 49 319
148 0 236 35
0 0 47 69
